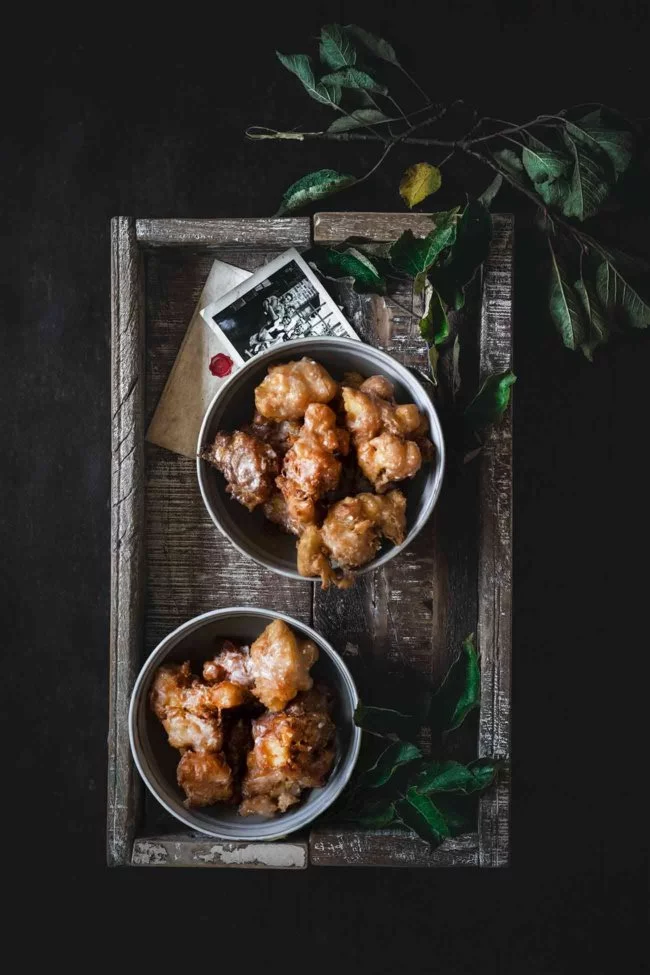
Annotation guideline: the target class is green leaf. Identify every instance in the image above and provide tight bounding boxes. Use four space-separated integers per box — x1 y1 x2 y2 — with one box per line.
574 275 609 360
323 247 386 294
522 137 570 182
574 107 635 177
396 788 450 847
521 135 572 210
430 200 492 306
420 285 449 351
320 67 388 94
319 24 357 70
327 109 391 132
431 795 475 837
597 261 650 330
561 129 613 221
345 25 400 66
358 741 422 789
478 173 503 208
414 758 498 795
389 209 458 276
547 238 588 350
429 634 482 734
399 162 442 208
464 371 516 434
276 169 356 216
354 703 413 737
276 52 341 107
356 799 397 828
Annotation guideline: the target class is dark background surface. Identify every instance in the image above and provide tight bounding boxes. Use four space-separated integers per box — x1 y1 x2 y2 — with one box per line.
2 2 647 968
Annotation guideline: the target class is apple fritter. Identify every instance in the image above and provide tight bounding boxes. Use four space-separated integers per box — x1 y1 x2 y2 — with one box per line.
297 490 407 587
177 749 234 808
255 358 338 420
276 404 350 525
249 618 319 711
201 430 278 510
239 685 336 817
247 413 302 458
162 708 224 752
202 641 253 687
356 432 422 492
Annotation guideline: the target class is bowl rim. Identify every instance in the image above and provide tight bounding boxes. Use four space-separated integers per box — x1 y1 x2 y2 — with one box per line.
128 605 362 841
196 336 446 582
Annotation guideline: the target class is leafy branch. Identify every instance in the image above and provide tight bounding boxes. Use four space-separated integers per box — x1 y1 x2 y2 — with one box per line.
247 23 650 363
332 635 503 849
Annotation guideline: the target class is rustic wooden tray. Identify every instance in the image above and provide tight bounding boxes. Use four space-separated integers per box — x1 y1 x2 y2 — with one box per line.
108 213 513 868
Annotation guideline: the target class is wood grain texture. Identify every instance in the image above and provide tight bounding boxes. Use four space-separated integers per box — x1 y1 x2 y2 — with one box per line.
314 211 440 243
310 828 479 867
109 214 513 868
136 218 311 248
143 248 314 653
131 834 308 868
477 215 514 867
108 217 145 866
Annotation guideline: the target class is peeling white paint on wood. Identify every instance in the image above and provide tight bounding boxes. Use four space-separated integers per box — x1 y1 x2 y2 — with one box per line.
131 836 307 868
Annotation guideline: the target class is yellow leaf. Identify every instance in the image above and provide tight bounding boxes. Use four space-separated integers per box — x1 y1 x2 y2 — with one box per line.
399 162 442 209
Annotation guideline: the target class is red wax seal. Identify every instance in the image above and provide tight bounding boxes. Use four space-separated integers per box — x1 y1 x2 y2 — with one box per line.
209 353 233 377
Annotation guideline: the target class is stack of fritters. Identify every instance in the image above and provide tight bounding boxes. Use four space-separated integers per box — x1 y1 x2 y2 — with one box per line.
150 619 336 816
201 357 434 587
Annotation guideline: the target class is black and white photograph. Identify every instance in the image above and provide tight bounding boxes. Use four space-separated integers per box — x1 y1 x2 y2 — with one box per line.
201 248 358 363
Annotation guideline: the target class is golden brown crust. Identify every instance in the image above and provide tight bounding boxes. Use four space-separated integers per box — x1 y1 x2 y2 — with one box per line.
297 490 406 586
201 430 278 510
254 358 338 420
356 433 422 492
249 618 318 711
240 685 336 817
177 750 234 807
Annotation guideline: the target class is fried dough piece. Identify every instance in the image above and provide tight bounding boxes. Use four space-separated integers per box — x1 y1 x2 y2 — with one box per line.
249 618 319 711
296 525 346 588
322 490 406 566
202 642 253 688
150 657 249 752
356 432 422 492
247 413 302 458
151 662 223 750
149 662 193 721
162 708 223 752
255 358 338 420
240 685 336 817
341 386 423 444
183 679 250 712
263 491 315 536
277 404 349 514
177 750 234 807
297 491 406 587
201 430 278 511
359 374 395 400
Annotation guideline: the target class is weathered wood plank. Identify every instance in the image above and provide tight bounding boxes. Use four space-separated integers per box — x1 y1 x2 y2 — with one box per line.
132 834 308 868
136 217 311 248
310 828 479 867
108 217 145 866
314 211 438 243
477 215 514 867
